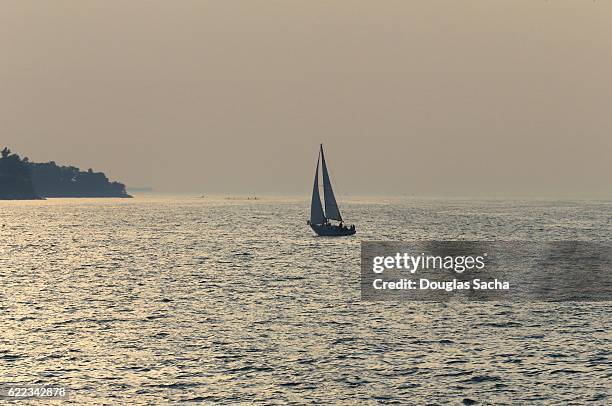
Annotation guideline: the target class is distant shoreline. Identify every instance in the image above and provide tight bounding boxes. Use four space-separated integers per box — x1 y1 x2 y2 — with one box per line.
0 147 132 200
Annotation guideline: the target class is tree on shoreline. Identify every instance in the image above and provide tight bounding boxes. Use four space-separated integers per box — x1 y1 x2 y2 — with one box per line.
28 161 131 198
0 147 40 199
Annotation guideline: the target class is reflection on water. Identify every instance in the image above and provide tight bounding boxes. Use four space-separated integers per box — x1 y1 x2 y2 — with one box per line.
0 196 610 404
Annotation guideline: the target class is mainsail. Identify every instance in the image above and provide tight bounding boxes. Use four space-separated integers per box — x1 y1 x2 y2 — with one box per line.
310 153 326 225
320 145 342 221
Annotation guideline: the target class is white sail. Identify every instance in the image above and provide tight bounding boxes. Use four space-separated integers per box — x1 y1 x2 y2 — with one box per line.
320 145 342 222
310 153 326 225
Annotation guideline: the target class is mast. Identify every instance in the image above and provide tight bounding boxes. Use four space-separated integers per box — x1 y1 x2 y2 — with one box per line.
320 144 342 222
310 149 326 224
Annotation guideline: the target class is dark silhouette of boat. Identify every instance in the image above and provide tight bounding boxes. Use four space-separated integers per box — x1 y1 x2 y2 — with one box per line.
307 144 356 236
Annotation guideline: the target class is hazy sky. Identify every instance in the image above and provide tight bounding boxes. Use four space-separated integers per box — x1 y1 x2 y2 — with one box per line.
2 1 611 196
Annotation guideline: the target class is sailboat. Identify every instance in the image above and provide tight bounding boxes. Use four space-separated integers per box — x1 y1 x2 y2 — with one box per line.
307 144 356 236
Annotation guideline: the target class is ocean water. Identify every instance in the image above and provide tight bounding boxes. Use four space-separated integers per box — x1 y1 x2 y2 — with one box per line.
0 196 610 404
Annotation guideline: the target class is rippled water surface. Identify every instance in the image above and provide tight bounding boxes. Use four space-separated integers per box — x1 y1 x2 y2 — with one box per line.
1 196 610 404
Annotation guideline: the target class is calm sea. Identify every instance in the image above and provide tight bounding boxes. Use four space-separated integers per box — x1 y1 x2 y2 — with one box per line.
0 196 610 404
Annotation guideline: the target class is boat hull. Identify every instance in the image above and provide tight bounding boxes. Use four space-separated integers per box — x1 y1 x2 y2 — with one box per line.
310 224 356 237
